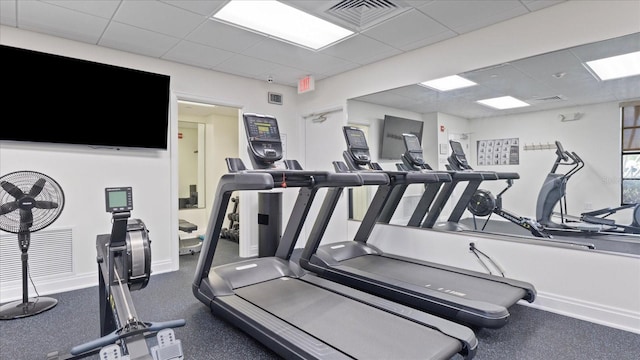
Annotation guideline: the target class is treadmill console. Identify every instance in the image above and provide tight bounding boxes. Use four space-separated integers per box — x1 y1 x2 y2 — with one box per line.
105 187 133 213
449 140 473 170
243 113 283 168
402 133 425 167
343 126 371 166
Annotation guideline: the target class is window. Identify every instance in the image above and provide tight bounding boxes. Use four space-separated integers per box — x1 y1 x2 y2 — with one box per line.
621 102 640 204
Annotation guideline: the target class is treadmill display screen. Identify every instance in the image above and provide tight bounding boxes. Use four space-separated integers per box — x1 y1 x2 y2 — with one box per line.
345 128 368 149
450 140 465 155
245 115 280 141
404 134 421 151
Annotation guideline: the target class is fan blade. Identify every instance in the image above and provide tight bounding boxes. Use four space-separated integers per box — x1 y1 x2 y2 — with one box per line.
28 178 47 197
1 180 25 199
20 209 33 229
35 201 59 209
0 201 19 215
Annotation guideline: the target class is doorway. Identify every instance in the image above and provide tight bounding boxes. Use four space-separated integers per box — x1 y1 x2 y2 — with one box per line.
177 99 240 255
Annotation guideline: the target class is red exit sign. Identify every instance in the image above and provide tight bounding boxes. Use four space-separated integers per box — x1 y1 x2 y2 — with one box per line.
298 75 315 94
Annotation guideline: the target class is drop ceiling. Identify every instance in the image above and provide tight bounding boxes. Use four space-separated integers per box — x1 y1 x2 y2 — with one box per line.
1 0 566 86
1 0 638 119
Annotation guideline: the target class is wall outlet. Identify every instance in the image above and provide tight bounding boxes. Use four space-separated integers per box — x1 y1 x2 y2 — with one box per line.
584 202 593 211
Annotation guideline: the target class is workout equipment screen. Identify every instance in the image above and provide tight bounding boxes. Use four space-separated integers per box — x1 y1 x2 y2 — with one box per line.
450 141 465 155
105 187 133 212
404 134 421 151
345 128 368 149
245 115 280 142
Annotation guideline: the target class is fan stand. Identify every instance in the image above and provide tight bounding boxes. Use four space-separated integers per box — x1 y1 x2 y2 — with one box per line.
0 231 57 320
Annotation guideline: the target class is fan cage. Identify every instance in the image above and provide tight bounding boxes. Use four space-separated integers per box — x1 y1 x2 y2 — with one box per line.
0 170 65 233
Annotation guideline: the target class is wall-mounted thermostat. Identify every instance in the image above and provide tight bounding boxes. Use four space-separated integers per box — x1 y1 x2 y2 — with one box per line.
268 92 283 105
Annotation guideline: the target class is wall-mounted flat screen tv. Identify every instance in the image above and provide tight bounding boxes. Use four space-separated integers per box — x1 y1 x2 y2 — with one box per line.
1 45 170 150
380 115 424 160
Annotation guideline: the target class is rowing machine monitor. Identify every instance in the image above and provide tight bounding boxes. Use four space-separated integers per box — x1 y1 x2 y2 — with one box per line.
105 187 133 213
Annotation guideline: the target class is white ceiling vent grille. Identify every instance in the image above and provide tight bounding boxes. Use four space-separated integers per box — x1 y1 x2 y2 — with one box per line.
326 0 407 29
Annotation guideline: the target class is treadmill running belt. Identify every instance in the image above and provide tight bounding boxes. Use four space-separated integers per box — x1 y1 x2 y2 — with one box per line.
235 278 462 359
340 255 526 308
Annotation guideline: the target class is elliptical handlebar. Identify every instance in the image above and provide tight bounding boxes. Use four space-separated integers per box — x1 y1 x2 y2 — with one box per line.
555 141 569 162
564 151 584 179
551 141 581 176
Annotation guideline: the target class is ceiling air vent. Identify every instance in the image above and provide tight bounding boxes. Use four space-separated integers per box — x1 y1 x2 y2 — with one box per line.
326 0 407 29
529 95 567 103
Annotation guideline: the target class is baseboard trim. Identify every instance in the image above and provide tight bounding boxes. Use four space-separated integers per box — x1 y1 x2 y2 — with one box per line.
0 259 175 303
520 291 640 334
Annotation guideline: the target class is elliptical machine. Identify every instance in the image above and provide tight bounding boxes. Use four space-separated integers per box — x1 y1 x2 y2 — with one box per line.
445 140 551 238
536 141 640 234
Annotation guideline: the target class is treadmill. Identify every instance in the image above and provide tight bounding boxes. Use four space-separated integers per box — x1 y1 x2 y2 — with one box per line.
193 114 477 359
415 140 508 231
375 135 453 225
403 136 597 249
298 126 536 329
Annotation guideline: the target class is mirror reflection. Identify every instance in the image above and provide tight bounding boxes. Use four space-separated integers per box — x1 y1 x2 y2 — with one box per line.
178 121 205 209
352 32 639 121
345 33 640 255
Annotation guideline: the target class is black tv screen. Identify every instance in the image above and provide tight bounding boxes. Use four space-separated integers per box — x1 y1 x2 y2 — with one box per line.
1 45 170 149
380 115 424 159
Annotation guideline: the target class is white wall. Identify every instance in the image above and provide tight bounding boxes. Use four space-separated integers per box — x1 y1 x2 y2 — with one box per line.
369 224 640 333
0 26 299 302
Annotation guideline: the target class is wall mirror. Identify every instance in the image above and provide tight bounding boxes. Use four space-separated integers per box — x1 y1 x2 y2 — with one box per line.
344 33 640 253
178 120 206 209
352 32 639 122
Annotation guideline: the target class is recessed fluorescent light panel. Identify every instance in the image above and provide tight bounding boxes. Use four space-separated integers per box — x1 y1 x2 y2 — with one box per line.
477 96 530 110
212 0 353 50
584 51 640 81
420 75 477 91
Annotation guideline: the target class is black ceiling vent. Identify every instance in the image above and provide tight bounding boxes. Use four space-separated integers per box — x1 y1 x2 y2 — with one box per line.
326 0 408 29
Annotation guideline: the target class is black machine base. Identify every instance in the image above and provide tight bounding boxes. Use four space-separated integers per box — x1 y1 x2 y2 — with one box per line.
0 296 57 320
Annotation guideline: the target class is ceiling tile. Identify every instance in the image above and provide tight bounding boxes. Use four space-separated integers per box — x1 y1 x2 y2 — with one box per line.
510 49 595 91
254 64 311 87
163 40 234 69
161 0 227 16
100 21 180 58
362 9 455 51
242 38 357 75
17 0 109 44
419 0 529 34
186 19 265 53
521 0 567 12
320 34 401 64
569 32 640 62
42 0 121 19
113 0 206 38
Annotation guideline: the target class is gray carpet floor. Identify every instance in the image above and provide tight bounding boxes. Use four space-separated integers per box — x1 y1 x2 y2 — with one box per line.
1 238 639 360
